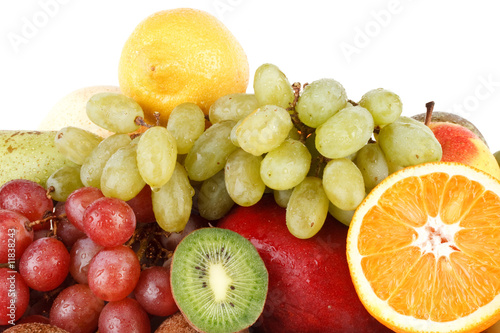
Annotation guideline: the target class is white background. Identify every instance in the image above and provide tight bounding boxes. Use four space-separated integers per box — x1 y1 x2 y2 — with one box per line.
1 0 500 151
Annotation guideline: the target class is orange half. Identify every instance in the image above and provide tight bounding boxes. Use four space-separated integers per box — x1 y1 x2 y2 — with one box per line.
347 162 500 333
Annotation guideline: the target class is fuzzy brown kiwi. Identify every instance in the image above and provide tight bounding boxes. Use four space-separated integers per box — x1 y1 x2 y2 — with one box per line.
170 228 268 333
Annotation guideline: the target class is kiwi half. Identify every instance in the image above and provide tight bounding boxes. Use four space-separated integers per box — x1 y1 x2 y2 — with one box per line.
170 227 268 333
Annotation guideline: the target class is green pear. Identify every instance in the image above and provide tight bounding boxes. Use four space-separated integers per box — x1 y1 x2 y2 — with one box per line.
0 130 76 187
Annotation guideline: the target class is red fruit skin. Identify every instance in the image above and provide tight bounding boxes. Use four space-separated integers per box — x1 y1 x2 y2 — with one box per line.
218 195 391 333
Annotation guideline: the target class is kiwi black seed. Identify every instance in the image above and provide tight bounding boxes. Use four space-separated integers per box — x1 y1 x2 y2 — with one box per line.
170 227 268 333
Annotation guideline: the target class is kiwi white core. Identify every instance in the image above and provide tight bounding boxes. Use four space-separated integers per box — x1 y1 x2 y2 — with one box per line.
210 263 233 301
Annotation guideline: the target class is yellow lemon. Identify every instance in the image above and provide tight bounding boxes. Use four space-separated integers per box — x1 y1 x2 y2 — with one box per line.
118 8 249 126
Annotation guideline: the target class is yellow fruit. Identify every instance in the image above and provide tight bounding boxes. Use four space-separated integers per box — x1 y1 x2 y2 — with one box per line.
118 8 249 126
38 86 118 138
347 162 500 333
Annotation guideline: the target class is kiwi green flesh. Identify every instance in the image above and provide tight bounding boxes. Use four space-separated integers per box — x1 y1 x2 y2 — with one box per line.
170 227 268 333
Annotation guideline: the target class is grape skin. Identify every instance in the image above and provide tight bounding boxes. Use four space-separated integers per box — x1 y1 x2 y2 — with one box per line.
0 268 30 324
86 92 144 134
87 245 141 302
19 237 70 292
184 120 237 182
152 163 195 232
137 126 177 189
286 177 329 239
260 139 311 191
0 210 33 263
296 78 347 128
224 148 266 207
198 170 235 220
235 105 293 156
253 63 295 109
322 158 366 211
378 116 442 167
49 283 105 333
315 105 374 159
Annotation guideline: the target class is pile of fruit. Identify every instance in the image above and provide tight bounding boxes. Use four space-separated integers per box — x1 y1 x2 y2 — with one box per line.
3 7 500 333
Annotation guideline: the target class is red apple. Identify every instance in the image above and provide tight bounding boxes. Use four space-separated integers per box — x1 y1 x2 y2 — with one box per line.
217 195 390 333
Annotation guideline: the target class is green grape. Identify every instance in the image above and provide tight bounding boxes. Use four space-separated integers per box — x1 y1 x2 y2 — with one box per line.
260 139 311 190
358 88 402 126
184 121 237 181
235 105 293 156
224 148 265 206
315 106 374 159
378 116 442 167
46 165 84 202
209 93 259 124
166 102 206 154
100 143 145 201
152 163 195 232
54 127 103 165
355 143 389 193
296 78 347 128
197 170 235 220
322 158 365 211
137 126 177 189
286 177 329 239
80 134 132 188
86 92 144 134
328 202 355 227
274 189 293 208
253 63 294 109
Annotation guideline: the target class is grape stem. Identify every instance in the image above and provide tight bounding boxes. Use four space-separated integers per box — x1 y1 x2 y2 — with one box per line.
424 101 435 126
288 82 315 143
134 116 153 128
25 212 56 232
126 223 172 268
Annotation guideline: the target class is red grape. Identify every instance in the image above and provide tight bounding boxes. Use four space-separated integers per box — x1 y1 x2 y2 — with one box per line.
19 237 70 291
133 266 178 316
82 197 136 247
87 245 140 302
65 187 104 231
0 209 34 263
0 268 30 325
98 298 150 333
49 284 104 333
126 185 156 223
69 237 103 284
0 179 53 226
54 201 85 248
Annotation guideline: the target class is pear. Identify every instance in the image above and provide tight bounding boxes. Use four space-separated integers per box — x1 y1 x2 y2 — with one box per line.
0 130 76 187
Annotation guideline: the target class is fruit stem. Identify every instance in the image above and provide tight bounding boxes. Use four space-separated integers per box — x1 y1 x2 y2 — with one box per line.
25 212 56 232
134 116 153 128
425 101 435 126
288 82 315 143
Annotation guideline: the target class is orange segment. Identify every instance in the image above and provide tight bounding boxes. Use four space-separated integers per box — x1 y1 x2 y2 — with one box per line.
347 162 500 333
358 205 417 256
449 252 500 309
461 190 500 228
455 227 500 268
420 172 449 218
387 252 436 320
377 176 427 228
361 246 421 300
440 175 485 224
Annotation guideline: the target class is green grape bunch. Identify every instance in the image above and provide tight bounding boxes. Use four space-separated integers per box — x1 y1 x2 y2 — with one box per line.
49 62 442 240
